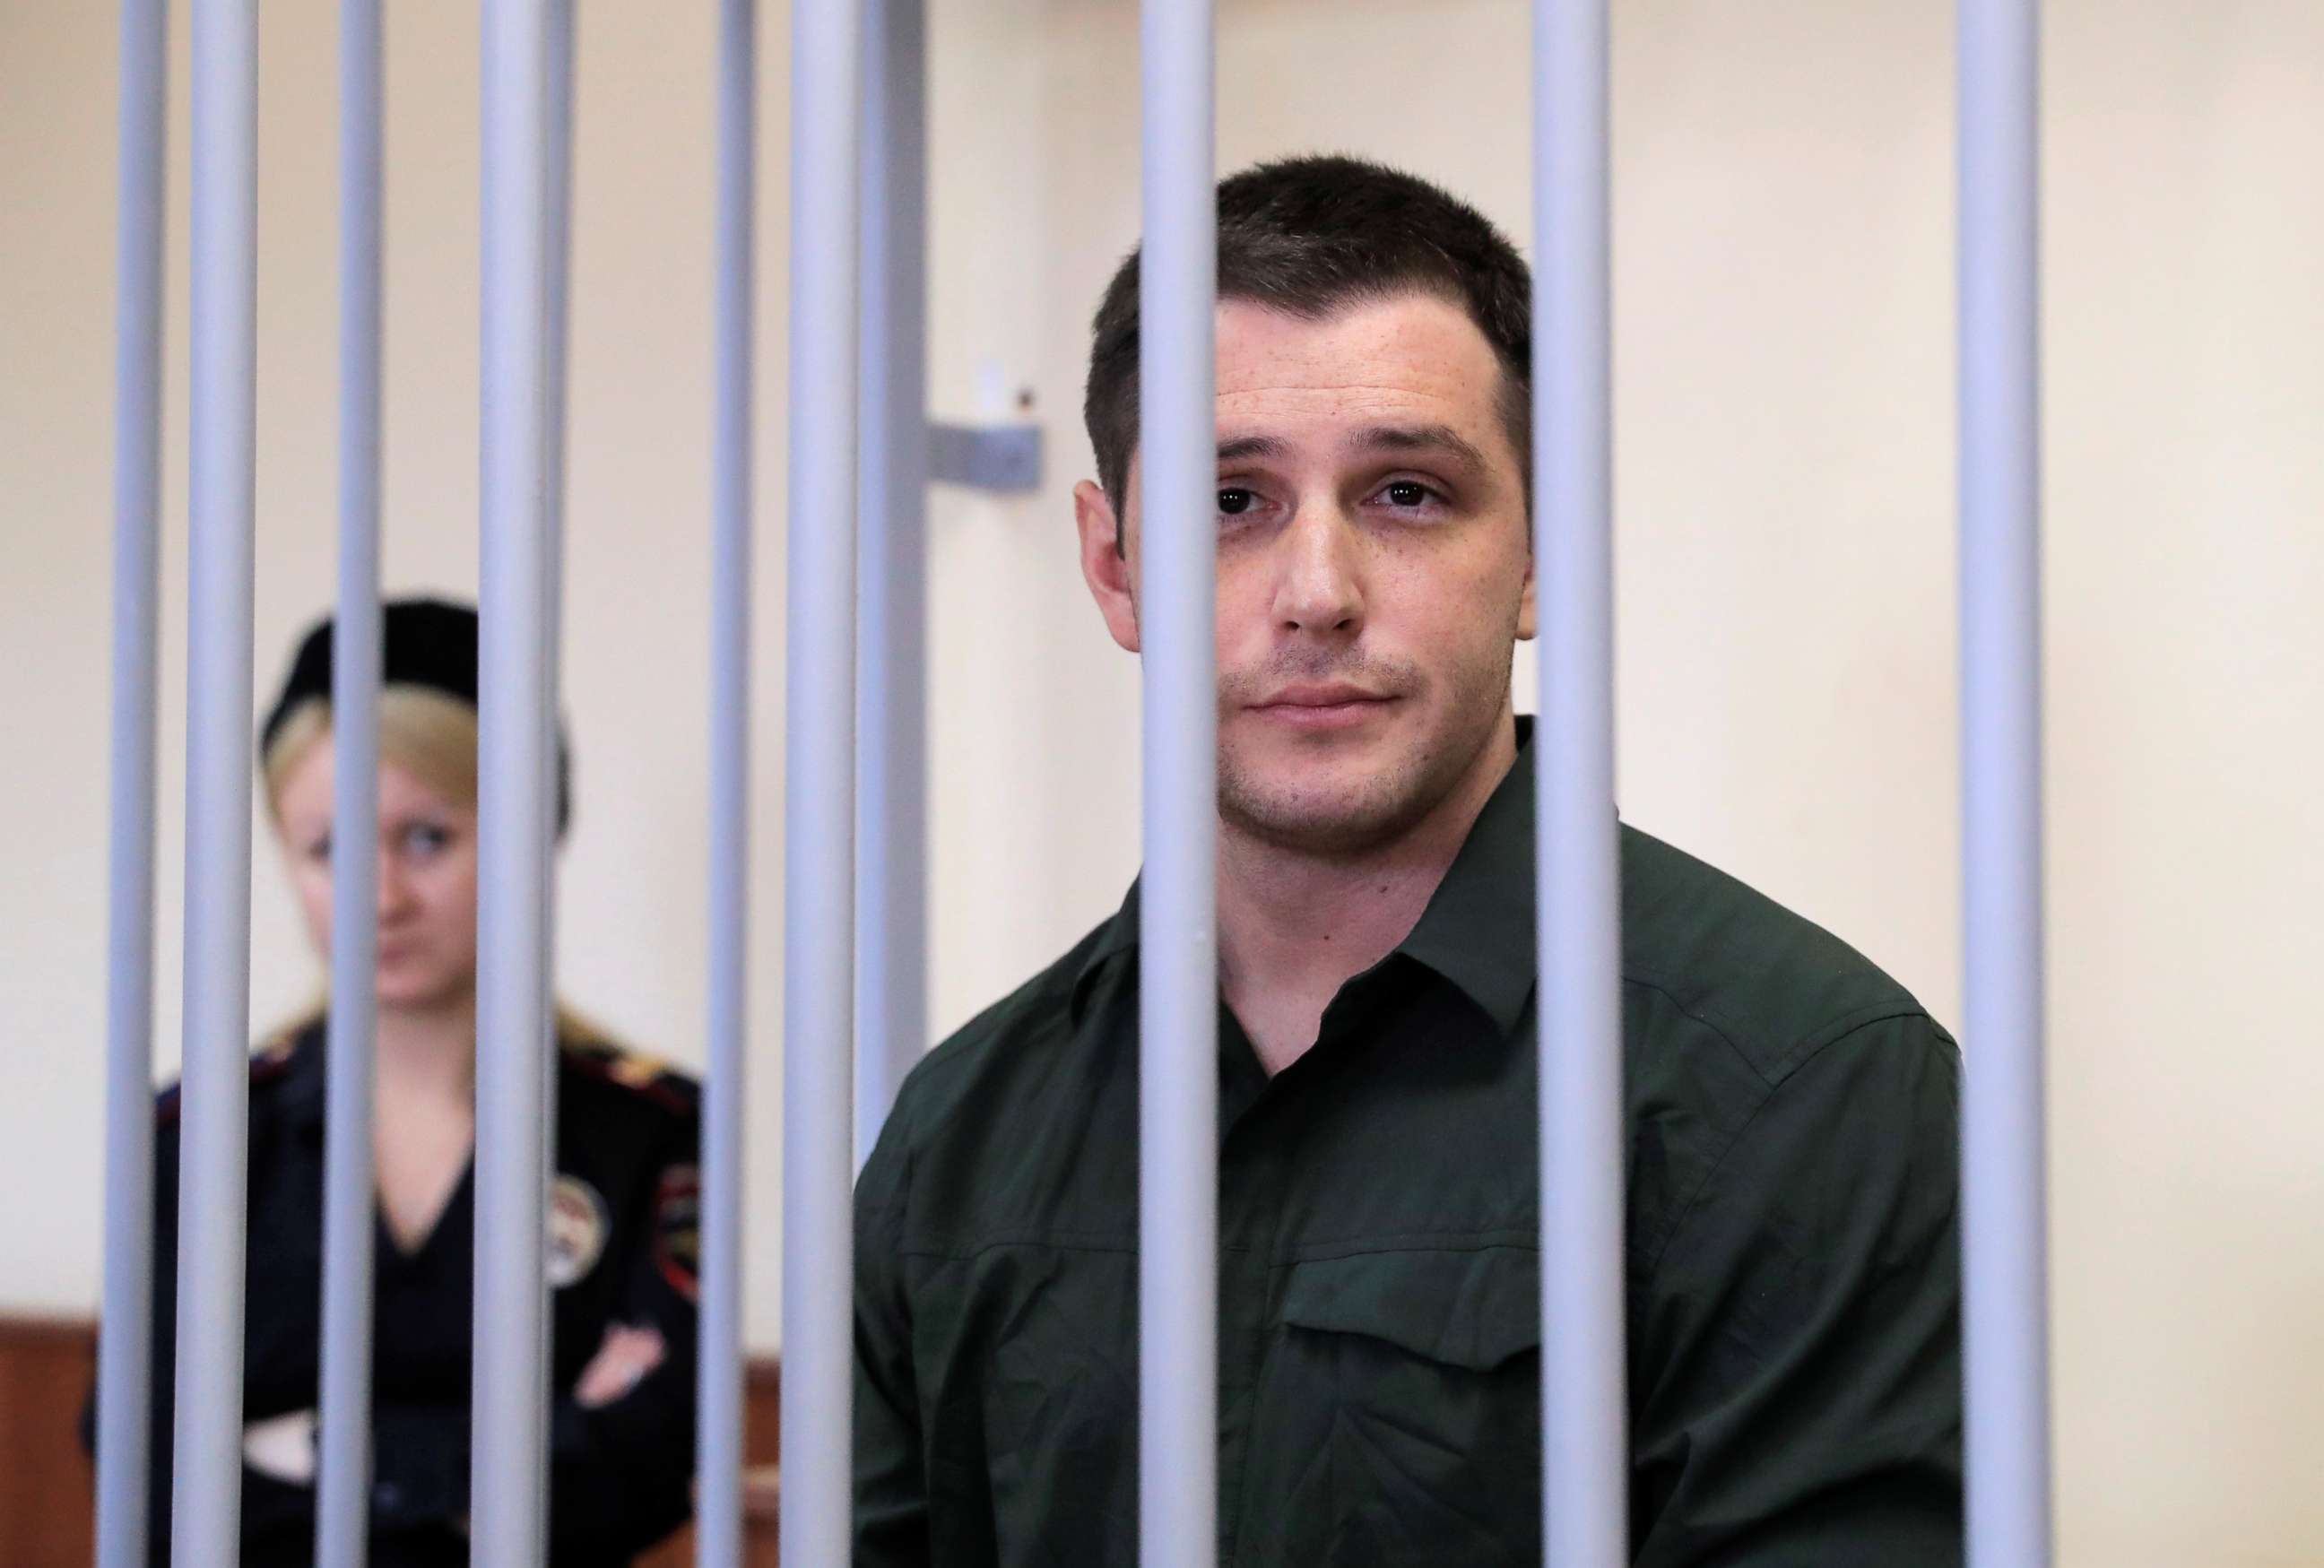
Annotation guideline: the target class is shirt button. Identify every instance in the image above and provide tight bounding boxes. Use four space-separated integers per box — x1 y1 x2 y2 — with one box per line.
373 1480 403 1513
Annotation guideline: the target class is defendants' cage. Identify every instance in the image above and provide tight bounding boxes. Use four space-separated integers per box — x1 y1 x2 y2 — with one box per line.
91 1 2050 1564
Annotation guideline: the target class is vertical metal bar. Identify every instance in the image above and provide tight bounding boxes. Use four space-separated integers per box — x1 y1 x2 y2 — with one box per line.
472 0 558 1559
1136 2 1217 1563
542 0 574 610
1958 0 2051 1564
314 1 385 1563
853 0 928 1174
1533 2 1630 1563
780 0 861 1559
535 11 576 1549
170 3 261 1564
698 1 755 1563
95 3 167 1564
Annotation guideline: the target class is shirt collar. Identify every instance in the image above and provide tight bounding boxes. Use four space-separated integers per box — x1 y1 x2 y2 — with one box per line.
1069 877 1145 1024
1391 715 1539 1035
1070 716 1541 1036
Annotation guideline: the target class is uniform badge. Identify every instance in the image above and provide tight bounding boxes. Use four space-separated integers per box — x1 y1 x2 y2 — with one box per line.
547 1174 610 1289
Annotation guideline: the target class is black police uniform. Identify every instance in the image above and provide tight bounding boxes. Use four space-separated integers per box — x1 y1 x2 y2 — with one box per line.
105 1018 701 1566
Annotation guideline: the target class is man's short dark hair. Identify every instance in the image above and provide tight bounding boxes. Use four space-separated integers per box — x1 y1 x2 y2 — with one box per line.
1080 154 1534 525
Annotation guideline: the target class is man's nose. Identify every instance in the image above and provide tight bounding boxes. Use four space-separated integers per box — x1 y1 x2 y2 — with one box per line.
1270 504 1364 638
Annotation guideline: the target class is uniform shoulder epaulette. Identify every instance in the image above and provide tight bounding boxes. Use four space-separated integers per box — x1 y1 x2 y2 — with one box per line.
559 1027 698 1118
154 1020 308 1129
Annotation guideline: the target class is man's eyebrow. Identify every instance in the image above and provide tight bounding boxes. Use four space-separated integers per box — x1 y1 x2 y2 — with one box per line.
1215 427 1494 474
1216 434 1289 464
1351 423 1491 477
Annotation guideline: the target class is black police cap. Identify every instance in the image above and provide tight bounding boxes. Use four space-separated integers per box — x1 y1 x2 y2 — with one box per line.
260 596 572 835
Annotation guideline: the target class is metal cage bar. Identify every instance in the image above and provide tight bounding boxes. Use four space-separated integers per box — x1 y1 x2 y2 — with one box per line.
535 5 577 1536
471 0 562 1557
1135 3 1219 1564
1958 0 2053 1564
95 2 169 1563
698 0 758 1562
1532 3 1631 1564
780 0 863 1560
854 0 930 1173
170 1 263 1561
313 4 386 1564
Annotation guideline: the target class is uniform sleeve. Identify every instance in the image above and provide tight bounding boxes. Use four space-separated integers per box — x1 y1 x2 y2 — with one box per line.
85 1101 321 1565
139 1113 184 1564
367 1117 701 1556
854 1089 932 1566
1630 1013 1964 1568
544 1125 701 1557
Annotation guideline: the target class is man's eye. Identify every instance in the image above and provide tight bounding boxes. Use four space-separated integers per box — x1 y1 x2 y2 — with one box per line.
404 824 451 857
1383 481 1434 508
1218 488 1256 516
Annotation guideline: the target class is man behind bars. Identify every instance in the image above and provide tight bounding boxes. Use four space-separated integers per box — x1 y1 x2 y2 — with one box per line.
852 156 1963 1567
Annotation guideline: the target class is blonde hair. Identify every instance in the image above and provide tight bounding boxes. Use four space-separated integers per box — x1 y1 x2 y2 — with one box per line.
262 685 481 817
259 686 596 1041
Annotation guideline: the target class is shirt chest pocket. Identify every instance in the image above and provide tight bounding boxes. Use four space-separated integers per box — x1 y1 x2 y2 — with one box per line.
1244 1247 1542 1566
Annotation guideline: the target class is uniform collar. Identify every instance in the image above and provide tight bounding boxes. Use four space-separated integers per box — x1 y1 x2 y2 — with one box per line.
273 1017 330 1138
1071 716 1543 1036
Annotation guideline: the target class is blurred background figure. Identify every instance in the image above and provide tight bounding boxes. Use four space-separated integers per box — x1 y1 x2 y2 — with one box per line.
86 599 700 1567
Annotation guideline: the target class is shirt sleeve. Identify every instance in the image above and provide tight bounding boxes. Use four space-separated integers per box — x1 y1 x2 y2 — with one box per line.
369 1120 700 1557
1630 1012 1964 1568
854 1089 932 1566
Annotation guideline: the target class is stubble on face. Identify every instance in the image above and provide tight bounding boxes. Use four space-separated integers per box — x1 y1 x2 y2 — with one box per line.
1214 602 1520 859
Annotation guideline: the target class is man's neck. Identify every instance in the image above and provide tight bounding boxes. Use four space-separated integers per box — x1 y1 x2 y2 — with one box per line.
1217 713 1518 1075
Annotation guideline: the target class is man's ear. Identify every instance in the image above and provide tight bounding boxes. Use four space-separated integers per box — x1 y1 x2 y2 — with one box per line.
1075 478 1142 654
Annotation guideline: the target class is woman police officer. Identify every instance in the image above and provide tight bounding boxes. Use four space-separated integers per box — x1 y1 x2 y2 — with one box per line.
101 597 700 1566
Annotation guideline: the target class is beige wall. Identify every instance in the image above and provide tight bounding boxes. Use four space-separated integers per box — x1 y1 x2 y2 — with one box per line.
4 0 2319 1562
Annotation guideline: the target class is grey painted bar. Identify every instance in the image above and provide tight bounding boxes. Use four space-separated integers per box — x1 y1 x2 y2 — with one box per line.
1135 3 1218 1564
313 3 386 1563
96 3 167 1563
854 0 930 1174
780 0 863 1560
1957 1 2053 1564
535 4 576 1519
698 0 756 1562
471 0 559 1558
170 2 262 1563
1531 6 1631 1564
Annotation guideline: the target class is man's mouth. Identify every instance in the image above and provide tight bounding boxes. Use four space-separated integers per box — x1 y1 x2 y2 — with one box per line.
1250 684 1397 731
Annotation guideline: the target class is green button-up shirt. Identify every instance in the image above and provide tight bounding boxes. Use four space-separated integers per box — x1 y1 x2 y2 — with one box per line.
854 723 1963 1566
